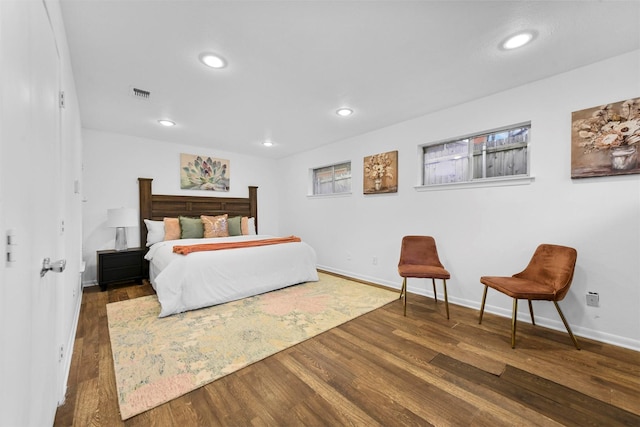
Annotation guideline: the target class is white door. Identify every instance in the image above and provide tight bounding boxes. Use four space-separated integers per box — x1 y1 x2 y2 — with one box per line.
0 0 64 424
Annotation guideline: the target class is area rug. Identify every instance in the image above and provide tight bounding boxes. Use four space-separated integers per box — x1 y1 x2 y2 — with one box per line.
106 272 397 419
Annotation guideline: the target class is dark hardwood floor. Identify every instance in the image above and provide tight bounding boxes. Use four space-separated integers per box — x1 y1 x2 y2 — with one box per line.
54 278 640 426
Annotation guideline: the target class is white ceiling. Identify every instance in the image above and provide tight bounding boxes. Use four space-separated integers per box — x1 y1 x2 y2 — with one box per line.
60 1 640 160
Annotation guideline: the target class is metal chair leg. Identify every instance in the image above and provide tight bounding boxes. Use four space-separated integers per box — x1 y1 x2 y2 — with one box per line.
399 277 406 300
479 285 488 324
401 278 408 316
442 279 449 320
528 300 535 325
432 278 437 303
511 298 518 349
553 301 581 350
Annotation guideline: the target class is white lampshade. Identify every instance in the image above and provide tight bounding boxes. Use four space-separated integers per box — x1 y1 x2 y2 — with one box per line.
107 208 137 228
107 208 137 251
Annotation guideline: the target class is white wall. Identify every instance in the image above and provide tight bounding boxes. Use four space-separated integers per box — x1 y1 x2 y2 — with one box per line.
0 0 83 425
278 50 640 350
82 129 281 283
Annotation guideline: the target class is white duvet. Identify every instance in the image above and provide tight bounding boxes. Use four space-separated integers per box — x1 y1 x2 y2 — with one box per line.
145 235 319 317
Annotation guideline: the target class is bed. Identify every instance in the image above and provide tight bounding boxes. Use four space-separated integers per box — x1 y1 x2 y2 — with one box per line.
138 178 319 317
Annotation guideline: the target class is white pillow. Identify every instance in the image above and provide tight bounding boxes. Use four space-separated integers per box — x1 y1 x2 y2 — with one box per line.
144 219 165 246
248 217 256 235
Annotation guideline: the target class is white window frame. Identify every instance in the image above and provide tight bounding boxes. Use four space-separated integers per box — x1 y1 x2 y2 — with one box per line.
416 122 535 191
308 161 352 196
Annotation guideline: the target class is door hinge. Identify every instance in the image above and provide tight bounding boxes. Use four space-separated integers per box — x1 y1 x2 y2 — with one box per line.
59 91 65 108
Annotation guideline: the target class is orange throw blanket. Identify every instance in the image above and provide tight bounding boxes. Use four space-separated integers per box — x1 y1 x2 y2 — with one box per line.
173 235 302 255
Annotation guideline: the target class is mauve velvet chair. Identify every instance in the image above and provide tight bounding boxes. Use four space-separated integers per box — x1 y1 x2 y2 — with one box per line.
398 236 450 318
478 243 580 349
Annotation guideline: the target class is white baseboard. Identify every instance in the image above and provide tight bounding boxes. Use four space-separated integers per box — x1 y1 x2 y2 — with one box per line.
318 265 400 290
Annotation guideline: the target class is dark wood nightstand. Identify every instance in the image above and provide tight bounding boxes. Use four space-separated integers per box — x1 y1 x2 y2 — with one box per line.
97 247 145 291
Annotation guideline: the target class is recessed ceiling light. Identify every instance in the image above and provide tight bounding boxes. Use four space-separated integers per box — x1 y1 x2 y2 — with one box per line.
336 107 353 117
502 32 534 50
199 52 227 69
262 140 274 147
158 119 175 127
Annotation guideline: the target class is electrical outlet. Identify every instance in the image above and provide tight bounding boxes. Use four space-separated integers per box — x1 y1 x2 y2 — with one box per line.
372 256 378 265
59 345 64 362
586 292 599 307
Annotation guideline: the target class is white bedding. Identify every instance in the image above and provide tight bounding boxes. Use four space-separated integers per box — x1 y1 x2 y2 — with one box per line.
145 235 319 317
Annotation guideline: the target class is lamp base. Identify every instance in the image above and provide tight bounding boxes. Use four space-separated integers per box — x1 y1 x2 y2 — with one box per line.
114 227 128 251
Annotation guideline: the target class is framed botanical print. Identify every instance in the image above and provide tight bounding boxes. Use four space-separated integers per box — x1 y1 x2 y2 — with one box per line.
571 98 640 178
180 153 230 191
363 150 398 194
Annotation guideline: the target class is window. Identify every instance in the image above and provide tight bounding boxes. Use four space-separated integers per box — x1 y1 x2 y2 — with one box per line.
312 162 351 195
422 123 530 186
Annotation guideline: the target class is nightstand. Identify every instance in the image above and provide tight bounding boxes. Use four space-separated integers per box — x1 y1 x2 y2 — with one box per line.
97 247 145 291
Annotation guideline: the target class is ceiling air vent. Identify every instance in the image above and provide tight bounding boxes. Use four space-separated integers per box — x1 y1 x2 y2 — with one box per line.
130 87 151 100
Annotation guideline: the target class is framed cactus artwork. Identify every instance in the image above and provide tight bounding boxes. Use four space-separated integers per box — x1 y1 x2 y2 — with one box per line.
180 153 230 191
571 97 640 178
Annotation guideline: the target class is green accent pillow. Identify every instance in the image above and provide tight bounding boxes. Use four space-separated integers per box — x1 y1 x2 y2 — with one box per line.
228 216 242 236
179 216 204 239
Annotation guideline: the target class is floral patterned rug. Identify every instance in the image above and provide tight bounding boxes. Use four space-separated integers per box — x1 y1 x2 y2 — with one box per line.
106 272 397 420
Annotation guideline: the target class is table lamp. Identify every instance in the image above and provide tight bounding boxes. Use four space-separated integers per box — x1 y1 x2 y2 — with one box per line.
107 208 137 251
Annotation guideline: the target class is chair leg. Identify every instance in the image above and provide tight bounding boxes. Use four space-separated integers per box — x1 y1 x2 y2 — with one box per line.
511 299 518 349
442 279 449 320
399 277 406 300
553 301 581 350
401 278 408 316
479 285 488 324
432 278 437 303
528 300 535 326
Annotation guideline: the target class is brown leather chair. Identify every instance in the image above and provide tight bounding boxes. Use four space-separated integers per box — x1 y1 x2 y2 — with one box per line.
479 244 580 349
398 236 450 318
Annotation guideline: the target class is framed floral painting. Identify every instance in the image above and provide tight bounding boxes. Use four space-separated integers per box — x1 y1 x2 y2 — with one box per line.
571 98 640 178
180 153 230 191
363 150 398 194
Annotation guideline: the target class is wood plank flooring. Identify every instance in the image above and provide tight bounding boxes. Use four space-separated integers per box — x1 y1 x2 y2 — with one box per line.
54 278 640 426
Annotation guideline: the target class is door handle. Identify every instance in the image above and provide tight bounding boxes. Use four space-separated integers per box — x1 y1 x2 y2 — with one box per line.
40 258 66 277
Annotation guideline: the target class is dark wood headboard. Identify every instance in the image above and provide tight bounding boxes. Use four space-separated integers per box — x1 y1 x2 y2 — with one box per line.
138 178 258 245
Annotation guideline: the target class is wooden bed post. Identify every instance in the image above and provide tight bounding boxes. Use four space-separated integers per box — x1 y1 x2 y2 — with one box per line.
138 178 153 246
249 186 258 233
